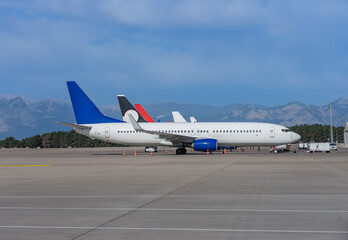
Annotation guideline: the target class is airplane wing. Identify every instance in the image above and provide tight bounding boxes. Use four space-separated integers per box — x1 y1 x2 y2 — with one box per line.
57 122 92 130
128 114 196 144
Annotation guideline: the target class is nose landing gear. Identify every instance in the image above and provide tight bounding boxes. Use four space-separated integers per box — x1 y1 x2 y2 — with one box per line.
176 148 187 155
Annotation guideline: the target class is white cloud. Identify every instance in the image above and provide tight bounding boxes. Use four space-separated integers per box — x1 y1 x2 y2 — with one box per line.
98 0 269 28
3 0 348 35
0 0 347 105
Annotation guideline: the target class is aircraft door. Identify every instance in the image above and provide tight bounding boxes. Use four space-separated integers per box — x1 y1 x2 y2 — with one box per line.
105 127 110 138
269 127 275 138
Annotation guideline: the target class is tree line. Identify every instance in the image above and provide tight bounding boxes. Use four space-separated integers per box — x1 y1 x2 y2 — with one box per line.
0 131 122 149
0 124 345 149
289 124 344 143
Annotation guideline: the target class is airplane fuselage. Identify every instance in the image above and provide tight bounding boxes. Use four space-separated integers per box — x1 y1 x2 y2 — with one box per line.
76 122 300 147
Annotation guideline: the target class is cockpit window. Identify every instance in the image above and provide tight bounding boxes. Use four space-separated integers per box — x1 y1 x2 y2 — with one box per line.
281 129 290 132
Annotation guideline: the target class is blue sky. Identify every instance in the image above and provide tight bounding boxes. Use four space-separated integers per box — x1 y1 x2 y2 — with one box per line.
0 0 347 107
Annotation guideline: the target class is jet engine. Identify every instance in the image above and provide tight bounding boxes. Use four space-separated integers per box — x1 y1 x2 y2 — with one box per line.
193 139 218 152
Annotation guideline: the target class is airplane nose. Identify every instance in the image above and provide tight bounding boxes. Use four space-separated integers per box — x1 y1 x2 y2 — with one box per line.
294 133 301 142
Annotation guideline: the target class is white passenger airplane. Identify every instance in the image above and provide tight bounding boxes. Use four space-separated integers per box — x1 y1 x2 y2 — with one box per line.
59 81 301 154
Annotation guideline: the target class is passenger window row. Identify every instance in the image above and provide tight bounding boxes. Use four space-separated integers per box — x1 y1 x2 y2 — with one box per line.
117 129 261 134
213 130 261 133
117 130 194 133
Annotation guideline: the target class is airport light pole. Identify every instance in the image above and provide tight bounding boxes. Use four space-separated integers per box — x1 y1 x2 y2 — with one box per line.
329 102 333 143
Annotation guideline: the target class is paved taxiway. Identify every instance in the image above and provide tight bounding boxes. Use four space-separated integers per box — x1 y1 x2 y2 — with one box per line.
0 147 347 240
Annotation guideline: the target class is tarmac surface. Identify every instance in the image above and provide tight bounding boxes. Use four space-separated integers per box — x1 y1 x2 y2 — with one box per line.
0 146 347 240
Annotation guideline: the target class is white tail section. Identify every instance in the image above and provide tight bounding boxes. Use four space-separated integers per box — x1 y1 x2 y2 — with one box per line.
172 111 187 123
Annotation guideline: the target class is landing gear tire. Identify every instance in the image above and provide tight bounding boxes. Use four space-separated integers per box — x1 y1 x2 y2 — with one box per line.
176 148 187 155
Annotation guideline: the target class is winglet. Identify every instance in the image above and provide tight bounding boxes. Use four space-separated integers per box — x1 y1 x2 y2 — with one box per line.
128 114 143 131
128 114 196 143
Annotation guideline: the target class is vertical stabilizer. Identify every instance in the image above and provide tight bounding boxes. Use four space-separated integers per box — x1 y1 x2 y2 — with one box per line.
67 81 123 124
117 95 146 122
172 111 187 123
135 104 155 122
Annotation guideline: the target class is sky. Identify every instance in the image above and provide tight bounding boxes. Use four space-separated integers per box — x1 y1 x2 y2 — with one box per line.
0 0 348 107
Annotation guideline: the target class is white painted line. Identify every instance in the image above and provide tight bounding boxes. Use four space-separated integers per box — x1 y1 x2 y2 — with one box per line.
0 207 134 211
0 226 347 234
0 195 160 198
142 208 348 213
99 227 348 234
0 207 347 213
165 194 348 197
0 225 92 229
0 194 347 198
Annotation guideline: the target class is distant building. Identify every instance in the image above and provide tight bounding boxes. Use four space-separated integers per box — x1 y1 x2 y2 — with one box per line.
345 122 348 147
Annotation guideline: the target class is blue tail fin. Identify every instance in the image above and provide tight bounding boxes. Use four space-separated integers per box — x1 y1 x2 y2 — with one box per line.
67 81 123 124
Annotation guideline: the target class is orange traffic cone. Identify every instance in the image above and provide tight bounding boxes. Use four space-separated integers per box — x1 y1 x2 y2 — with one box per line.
134 150 137 157
123 151 126 156
239 147 241 152
206 150 209 155
165 150 168 154
224 149 227 154
151 151 153 156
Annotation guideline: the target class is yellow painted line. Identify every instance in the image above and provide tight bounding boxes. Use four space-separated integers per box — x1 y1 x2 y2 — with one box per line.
0 165 53 167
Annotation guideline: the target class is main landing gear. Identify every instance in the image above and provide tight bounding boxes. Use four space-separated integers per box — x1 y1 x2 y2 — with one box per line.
176 147 187 155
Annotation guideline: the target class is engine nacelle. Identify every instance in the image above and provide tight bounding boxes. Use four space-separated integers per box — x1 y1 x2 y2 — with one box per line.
193 139 218 152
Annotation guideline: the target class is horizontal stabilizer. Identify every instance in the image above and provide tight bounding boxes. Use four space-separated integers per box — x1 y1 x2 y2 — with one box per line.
57 121 92 130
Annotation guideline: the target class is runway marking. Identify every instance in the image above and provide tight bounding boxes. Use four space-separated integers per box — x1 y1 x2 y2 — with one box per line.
0 195 160 198
0 194 348 198
0 226 347 234
0 207 347 213
0 165 52 167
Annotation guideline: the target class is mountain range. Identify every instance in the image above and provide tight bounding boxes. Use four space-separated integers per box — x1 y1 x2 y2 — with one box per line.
1 94 347 140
